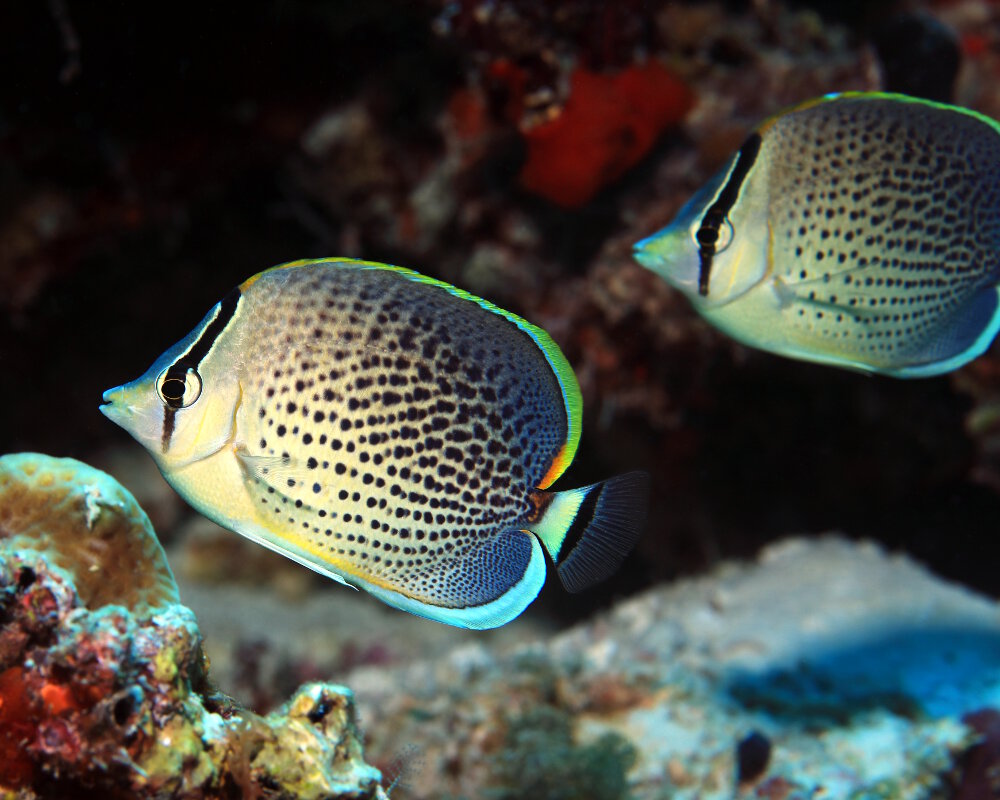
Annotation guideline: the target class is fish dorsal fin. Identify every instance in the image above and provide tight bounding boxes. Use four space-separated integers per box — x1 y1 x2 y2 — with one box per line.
375 262 582 488
761 91 1000 140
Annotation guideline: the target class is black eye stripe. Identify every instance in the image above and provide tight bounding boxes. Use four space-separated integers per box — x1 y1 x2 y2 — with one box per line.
161 407 176 452
159 287 241 451
696 133 762 296
168 288 241 376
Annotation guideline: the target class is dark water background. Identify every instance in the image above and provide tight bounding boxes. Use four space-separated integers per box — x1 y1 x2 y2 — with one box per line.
2 1 998 625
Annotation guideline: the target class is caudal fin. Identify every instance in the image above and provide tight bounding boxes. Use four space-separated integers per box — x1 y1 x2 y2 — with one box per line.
530 471 650 593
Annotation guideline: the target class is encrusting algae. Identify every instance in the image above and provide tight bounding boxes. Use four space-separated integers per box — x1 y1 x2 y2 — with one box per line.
0 452 387 799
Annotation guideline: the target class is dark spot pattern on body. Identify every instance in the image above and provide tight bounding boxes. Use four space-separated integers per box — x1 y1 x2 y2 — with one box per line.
773 97 1000 361
244 266 567 607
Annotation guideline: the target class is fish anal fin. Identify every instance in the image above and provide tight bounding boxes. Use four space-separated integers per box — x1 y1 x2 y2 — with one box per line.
891 286 1000 377
371 528 546 629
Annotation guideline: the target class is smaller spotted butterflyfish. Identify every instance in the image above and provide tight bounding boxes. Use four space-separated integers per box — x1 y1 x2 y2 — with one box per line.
634 92 1000 377
101 258 648 629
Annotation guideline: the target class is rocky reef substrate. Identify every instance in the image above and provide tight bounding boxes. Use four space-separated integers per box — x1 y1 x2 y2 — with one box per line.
336 537 1000 799
0 453 386 800
3 451 998 798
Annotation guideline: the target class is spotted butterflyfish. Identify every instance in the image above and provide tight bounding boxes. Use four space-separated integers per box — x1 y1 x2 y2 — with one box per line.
100 258 649 628
634 92 1000 377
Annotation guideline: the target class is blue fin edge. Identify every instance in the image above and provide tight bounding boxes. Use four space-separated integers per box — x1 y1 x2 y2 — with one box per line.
359 535 546 629
885 287 1000 378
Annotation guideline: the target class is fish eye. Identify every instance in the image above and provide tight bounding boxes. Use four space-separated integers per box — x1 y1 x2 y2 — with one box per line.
693 212 735 254
155 367 203 409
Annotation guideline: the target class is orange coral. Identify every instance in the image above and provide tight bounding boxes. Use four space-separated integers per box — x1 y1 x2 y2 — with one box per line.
518 62 693 207
0 666 35 786
39 681 78 715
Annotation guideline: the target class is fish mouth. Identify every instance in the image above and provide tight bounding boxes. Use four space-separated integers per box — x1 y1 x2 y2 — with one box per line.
99 386 125 419
631 237 658 268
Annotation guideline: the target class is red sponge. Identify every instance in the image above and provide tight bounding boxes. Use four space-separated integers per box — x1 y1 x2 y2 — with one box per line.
519 62 693 208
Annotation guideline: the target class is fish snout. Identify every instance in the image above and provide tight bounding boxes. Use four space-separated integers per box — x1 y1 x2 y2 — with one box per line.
99 385 128 421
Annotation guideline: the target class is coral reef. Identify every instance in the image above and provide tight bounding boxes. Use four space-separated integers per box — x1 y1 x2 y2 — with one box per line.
950 708 1000 798
0 453 385 799
430 0 697 209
